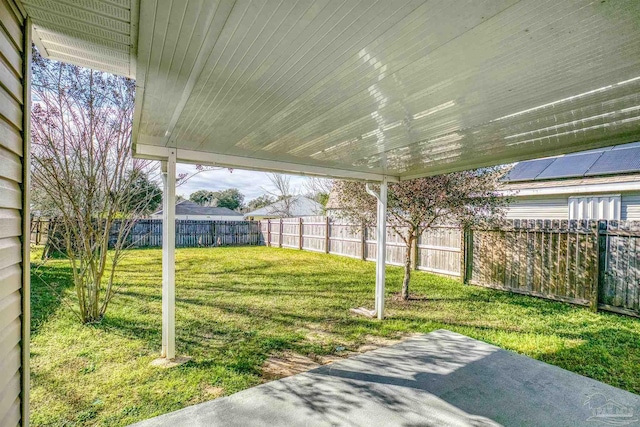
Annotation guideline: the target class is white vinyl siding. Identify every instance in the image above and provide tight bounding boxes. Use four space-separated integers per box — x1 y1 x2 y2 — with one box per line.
505 197 569 220
569 195 621 220
621 195 640 221
0 1 26 426
506 193 640 221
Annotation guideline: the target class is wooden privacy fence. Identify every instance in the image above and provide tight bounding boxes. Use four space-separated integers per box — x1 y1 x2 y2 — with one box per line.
468 219 640 317
262 217 640 318
42 219 262 250
113 219 262 248
36 215 639 317
259 217 461 276
30 217 51 245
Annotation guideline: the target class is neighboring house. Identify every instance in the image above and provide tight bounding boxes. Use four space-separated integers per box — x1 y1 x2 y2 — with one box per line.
151 200 244 221
244 196 322 220
501 143 640 220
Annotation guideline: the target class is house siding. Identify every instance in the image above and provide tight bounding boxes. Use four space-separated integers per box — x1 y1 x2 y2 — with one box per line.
505 197 569 220
622 195 640 220
505 193 640 220
0 1 27 426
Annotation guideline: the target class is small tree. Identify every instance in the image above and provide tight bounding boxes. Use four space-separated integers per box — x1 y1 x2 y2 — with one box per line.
31 49 156 323
333 168 507 300
266 173 295 217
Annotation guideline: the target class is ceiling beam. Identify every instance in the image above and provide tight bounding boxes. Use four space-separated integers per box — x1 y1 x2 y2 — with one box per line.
134 143 399 182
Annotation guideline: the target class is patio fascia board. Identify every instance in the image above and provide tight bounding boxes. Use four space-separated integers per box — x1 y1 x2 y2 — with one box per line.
134 143 399 183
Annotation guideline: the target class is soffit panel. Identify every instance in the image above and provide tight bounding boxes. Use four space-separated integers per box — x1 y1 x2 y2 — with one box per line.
21 0 136 77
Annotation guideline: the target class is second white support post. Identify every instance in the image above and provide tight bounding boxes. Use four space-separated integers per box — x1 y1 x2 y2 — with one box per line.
375 179 388 319
367 179 388 320
161 150 176 360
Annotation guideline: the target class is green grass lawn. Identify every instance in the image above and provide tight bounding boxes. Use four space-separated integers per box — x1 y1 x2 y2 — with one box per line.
30 246 640 426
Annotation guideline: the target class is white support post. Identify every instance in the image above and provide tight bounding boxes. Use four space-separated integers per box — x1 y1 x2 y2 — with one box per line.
161 150 176 360
366 178 388 320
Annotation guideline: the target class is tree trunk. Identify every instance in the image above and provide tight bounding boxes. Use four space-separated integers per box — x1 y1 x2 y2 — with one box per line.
401 232 415 300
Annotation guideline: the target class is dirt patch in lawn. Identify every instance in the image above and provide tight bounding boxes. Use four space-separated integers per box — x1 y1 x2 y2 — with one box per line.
262 351 321 380
262 333 421 380
203 385 225 398
356 334 413 352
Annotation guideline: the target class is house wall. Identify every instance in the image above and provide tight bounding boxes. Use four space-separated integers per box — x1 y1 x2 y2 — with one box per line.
506 193 640 220
505 196 569 220
0 1 28 426
622 195 640 220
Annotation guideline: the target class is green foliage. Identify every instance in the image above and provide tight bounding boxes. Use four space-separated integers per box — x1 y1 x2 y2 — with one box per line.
215 188 244 210
122 171 162 215
189 188 245 210
30 247 640 426
245 194 275 212
316 192 330 207
189 189 215 206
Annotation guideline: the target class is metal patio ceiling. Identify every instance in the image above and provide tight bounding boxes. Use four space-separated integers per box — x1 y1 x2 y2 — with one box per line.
21 0 640 181
22 0 137 77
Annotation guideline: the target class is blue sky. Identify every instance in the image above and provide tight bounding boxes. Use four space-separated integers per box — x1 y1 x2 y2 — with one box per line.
176 163 310 202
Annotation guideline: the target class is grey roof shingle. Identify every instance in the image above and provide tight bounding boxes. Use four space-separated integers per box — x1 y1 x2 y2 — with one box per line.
243 196 322 217
154 200 243 216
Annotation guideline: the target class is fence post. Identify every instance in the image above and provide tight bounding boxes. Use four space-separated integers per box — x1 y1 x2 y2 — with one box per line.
361 222 366 261
461 227 473 284
590 220 602 312
299 217 303 250
412 226 419 271
267 219 271 247
279 218 283 248
325 217 330 254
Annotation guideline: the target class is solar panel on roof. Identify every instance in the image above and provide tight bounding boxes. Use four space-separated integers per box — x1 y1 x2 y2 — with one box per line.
502 158 555 182
584 146 640 176
534 152 602 180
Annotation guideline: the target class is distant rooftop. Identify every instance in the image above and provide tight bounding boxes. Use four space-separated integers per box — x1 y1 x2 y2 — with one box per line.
503 142 640 182
154 200 243 216
244 196 322 218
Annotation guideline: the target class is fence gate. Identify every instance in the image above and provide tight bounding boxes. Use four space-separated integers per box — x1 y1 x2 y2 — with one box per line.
469 220 599 309
598 221 640 317
468 219 640 317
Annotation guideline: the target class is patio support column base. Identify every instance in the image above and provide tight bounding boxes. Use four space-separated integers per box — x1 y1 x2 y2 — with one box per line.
161 150 177 360
151 356 191 369
366 178 388 320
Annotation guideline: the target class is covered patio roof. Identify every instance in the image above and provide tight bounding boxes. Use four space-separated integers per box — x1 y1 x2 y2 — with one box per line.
23 0 640 181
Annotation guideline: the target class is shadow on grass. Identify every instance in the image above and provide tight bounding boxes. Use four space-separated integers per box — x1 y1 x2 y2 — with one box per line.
30 261 75 336
30 247 640 400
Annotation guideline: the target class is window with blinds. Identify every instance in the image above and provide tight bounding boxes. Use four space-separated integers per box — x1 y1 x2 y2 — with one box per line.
568 195 621 220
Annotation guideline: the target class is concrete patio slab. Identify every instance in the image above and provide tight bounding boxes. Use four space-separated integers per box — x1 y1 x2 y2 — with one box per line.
131 330 640 427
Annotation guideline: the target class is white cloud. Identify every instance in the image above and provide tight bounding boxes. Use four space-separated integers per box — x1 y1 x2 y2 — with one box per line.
175 164 310 201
